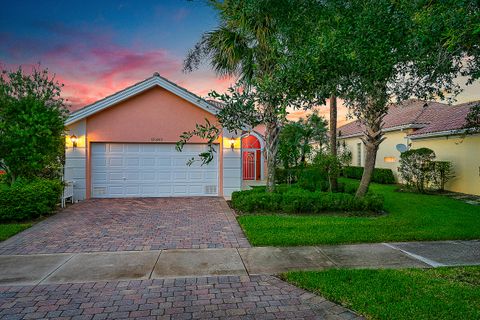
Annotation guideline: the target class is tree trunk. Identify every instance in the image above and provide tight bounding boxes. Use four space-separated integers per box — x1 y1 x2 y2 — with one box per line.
356 142 378 197
356 118 384 197
329 95 338 191
264 119 280 192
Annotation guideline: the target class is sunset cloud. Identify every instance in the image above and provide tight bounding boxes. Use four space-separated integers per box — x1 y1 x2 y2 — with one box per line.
0 22 234 111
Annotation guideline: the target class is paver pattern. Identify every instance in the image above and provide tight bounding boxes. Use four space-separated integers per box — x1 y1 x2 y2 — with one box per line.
0 198 250 255
0 275 362 320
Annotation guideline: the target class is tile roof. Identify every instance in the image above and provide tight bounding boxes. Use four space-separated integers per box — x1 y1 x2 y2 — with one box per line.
409 100 479 136
338 99 479 138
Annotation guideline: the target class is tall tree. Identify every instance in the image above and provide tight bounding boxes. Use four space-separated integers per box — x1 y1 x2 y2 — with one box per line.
0 66 68 183
181 0 304 192
291 0 476 197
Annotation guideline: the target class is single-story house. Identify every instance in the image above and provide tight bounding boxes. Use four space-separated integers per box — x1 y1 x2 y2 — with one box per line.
338 99 480 195
65 73 266 201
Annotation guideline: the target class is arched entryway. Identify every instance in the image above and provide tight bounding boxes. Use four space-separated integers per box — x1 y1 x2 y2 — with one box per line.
242 134 263 180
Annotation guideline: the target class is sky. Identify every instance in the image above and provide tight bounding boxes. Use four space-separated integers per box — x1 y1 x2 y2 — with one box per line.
0 1 235 110
1 0 479 126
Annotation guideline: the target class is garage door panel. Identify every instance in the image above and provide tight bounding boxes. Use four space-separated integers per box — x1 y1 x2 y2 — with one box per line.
141 158 155 166
140 185 158 195
142 145 156 152
157 158 171 167
94 173 107 183
173 185 187 195
92 158 107 167
157 185 172 194
91 143 218 198
141 171 156 180
188 185 204 195
108 186 124 196
108 158 123 167
126 144 140 152
189 172 203 180
91 144 106 153
125 157 140 166
126 172 140 180
174 171 187 180
157 171 171 180
125 185 139 196
109 144 124 153
109 172 124 181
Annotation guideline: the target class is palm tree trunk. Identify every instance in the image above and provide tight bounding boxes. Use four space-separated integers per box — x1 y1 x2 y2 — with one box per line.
356 117 384 197
265 119 280 192
329 95 338 191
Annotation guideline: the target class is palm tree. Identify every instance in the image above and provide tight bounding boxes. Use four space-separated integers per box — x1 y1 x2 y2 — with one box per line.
183 0 283 192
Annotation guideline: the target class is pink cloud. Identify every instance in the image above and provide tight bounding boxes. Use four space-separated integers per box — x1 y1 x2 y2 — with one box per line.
1 24 232 111
286 99 353 127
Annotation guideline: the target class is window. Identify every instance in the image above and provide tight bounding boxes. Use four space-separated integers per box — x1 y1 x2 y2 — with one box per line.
384 157 396 163
357 143 362 166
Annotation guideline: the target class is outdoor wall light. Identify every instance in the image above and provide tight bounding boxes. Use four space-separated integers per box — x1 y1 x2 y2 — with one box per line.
70 134 78 148
224 136 239 150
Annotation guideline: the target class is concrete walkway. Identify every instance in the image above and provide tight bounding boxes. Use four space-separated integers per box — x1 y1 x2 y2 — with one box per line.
1 240 478 286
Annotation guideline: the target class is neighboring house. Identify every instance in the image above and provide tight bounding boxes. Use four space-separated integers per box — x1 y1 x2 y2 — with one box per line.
64 73 265 201
338 99 480 195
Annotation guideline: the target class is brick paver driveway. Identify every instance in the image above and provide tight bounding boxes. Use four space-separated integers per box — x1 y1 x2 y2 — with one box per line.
0 275 361 320
0 197 250 255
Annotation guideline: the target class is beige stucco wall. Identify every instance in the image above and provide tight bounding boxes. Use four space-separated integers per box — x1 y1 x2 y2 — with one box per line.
341 130 411 180
340 131 480 195
411 134 480 195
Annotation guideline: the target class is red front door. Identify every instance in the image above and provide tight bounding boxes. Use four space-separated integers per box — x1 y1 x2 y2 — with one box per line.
243 151 255 180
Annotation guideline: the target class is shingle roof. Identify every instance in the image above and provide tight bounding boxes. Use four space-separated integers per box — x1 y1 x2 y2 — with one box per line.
337 99 479 138
409 100 478 136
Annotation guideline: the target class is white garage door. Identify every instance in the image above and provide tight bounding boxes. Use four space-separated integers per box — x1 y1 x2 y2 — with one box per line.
91 143 218 198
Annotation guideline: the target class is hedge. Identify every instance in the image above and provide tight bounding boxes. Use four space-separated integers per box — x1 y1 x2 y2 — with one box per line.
0 178 63 222
343 166 396 184
275 167 303 184
231 187 383 214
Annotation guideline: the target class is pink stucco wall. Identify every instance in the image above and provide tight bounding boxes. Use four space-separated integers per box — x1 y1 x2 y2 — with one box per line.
87 86 219 143
84 86 223 198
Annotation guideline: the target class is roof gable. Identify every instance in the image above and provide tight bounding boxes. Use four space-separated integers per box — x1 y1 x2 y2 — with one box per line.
66 73 218 125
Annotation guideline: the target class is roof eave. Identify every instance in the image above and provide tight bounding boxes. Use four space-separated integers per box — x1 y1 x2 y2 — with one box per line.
338 123 425 139
409 129 468 140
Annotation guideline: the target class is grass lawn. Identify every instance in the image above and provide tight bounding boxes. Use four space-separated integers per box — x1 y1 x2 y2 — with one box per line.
283 267 480 320
237 179 480 246
0 223 32 241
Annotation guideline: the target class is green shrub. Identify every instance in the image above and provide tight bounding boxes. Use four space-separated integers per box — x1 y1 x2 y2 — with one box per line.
433 161 455 191
399 148 436 193
297 167 329 191
275 167 303 184
0 179 63 222
343 166 396 184
231 187 383 214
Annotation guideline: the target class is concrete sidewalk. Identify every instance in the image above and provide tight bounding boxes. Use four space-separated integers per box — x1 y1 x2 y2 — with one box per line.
1 240 478 286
